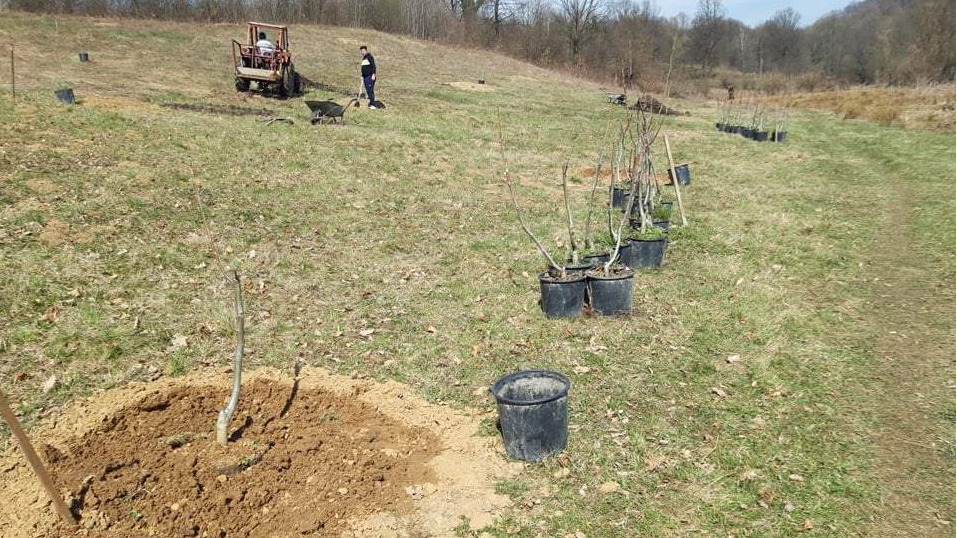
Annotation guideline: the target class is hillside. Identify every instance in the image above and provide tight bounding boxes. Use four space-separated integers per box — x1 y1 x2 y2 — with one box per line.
1 12 954 538
0 12 595 117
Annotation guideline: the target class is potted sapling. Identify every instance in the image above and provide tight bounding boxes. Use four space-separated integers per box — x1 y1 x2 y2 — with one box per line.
503 167 588 318
583 109 670 315
716 98 733 132
752 105 769 142
622 110 669 271
772 106 790 142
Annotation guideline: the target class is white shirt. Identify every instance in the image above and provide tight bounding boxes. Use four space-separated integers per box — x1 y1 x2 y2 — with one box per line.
256 39 275 55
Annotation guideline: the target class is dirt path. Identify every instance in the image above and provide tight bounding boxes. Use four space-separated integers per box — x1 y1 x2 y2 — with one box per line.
864 188 955 536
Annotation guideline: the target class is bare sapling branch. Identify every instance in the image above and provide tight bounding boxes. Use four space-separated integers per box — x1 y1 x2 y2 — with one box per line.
608 114 632 239
216 270 245 446
602 108 651 275
623 107 664 234
583 155 604 252
605 176 635 275
502 170 563 276
561 161 580 263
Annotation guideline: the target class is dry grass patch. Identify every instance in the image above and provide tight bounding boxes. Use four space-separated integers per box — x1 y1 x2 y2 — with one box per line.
769 84 956 131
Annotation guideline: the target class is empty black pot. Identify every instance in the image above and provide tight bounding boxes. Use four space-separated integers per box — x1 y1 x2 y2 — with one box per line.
491 370 570 462
667 164 691 186
54 88 75 104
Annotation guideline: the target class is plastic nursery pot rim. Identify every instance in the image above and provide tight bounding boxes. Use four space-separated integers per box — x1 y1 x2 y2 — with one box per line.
586 268 635 280
491 370 571 406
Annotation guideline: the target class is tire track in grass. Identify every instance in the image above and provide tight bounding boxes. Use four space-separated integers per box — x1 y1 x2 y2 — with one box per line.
861 162 955 537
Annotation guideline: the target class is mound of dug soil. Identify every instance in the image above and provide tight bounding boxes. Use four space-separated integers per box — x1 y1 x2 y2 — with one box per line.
1 368 518 537
631 94 685 116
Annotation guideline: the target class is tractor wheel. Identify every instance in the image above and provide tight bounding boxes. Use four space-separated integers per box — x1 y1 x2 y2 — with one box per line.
235 77 250 92
278 66 291 97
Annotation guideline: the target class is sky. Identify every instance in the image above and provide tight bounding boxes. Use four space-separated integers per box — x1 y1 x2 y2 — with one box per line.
655 0 856 28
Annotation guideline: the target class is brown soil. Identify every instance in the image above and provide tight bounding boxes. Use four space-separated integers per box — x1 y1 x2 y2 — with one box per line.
0 368 518 537
630 94 685 116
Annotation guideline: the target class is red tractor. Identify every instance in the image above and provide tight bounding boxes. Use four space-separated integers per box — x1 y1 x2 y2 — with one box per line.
232 22 300 96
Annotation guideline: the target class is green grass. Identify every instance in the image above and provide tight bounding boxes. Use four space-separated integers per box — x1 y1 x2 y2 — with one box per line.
0 11 954 538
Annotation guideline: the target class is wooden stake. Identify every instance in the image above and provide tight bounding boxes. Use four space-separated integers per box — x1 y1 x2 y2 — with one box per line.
663 135 688 227
0 390 77 526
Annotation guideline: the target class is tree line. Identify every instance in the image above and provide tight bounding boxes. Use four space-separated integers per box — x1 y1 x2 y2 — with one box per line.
8 0 955 89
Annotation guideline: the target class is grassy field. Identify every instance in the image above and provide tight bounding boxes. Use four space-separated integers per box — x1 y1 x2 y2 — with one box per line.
1 12 954 537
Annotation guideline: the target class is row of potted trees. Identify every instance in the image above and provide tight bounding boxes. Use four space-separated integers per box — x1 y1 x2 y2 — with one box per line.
504 107 683 318
716 100 789 142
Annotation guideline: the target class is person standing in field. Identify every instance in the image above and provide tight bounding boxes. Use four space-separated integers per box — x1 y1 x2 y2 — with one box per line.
360 45 377 109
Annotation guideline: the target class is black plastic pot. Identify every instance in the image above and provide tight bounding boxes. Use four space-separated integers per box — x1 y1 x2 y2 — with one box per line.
618 239 636 268
653 219 670 232
715 122 724 131
753 130 769 142
614 242 632 268
611 185 632 209
587 269 634 316
667 164 691 186
741 128 754 139
628 237 668 269
582 251 611 267
491 370 570 462
538 272 587 318
54 88 75 105
660 200 674 214
773 130 788 142
79 52 90 62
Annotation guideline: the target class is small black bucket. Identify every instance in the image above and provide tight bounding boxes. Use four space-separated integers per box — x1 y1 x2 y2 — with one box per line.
491 370 570 462
667 164 691 186
79 52 90 62
54 88 75 104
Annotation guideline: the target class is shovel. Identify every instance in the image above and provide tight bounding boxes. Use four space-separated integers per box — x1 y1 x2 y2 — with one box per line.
354 63 362 108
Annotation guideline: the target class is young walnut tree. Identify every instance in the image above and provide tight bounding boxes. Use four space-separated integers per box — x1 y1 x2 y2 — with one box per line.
216 270 245 446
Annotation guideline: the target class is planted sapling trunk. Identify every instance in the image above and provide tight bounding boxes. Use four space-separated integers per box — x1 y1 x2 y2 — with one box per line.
216 270 245 446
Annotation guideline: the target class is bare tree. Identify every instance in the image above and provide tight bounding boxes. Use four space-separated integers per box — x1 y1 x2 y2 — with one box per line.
755 8 807 74
686 0 727 70
663 13 687 97
915 0 956 81
558 0 602 58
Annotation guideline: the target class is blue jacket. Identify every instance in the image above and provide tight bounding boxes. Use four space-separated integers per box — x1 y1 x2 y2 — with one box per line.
361 53 376 77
